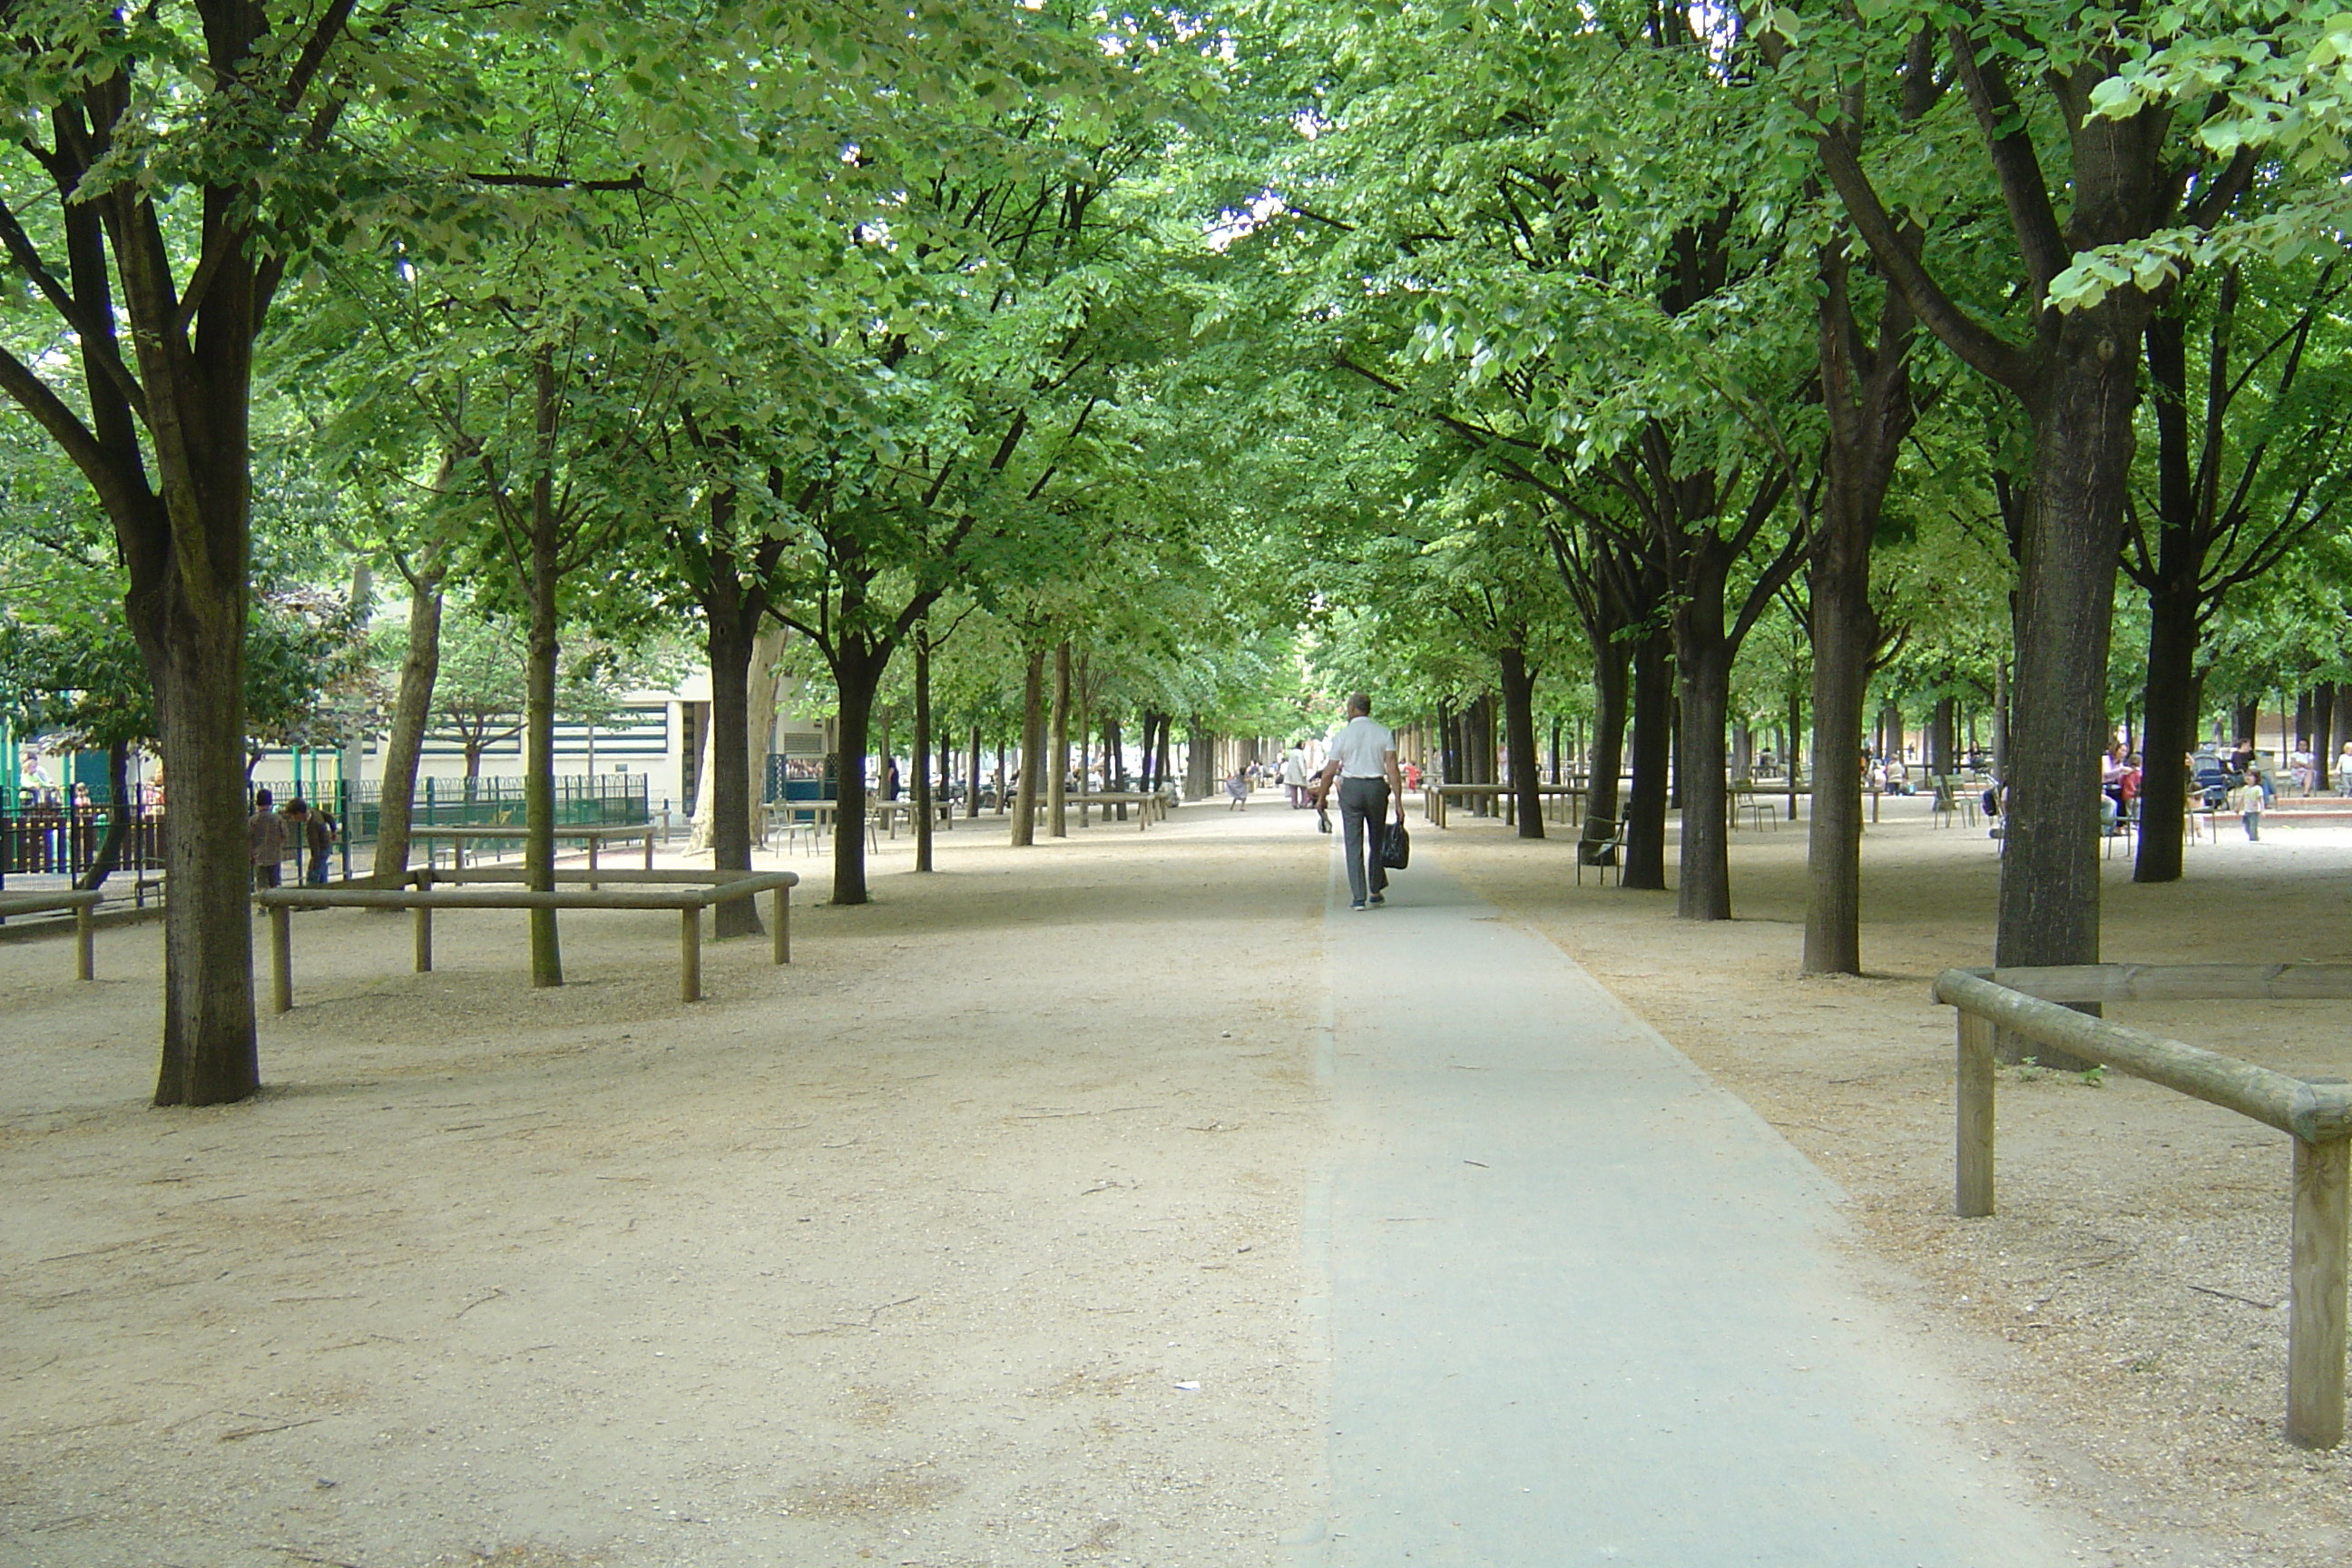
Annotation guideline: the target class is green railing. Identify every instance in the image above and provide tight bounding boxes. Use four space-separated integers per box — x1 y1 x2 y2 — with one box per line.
338 775 650 846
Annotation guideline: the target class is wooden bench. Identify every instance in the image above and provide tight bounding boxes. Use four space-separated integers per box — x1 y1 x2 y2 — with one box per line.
872 799 955 838
256 870 797 1009
1425 782 1583 829
0 888 102 980
1072 791 1167 828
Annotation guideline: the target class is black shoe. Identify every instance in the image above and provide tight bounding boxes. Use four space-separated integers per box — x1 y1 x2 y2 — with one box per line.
1368 893 1385 906
1350 900 1366 911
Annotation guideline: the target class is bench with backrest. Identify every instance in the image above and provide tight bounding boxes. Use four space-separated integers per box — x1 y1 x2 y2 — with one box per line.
0 888 103 979
255 869 796 1009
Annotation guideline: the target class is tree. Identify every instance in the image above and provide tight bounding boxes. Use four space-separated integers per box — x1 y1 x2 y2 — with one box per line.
1767 4 2266 969
2126 264 2352 882
0 0 397 1102
1802 236 1922 972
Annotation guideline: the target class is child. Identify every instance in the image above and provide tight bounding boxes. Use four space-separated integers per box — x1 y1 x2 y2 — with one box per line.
1225 768 1250 811
2233 766 2268 842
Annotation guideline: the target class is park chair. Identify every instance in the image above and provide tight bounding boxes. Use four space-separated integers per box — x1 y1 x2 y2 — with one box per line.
1575 817 1624 887
1929 776 1960 828
2104 800 2140 858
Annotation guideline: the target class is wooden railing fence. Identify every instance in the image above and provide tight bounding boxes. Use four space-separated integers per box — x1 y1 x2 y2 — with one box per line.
1933 965 2352 1448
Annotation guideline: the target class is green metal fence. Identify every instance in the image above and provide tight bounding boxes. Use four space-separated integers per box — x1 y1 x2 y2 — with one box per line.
339 774 650 846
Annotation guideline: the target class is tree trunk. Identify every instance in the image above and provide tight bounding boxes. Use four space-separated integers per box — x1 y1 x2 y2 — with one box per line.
914 633 936 873
1929 696 1955 774
829 644 884 904
1673 624 1734 921
1048 641 1071 838
142 588 260 1105
1498 646 1544 839
514 344 568 985
74 742 134 892
1582 637 1631 863
1991 660 2009 781
703 590 764 939
1997 342 2138 973
372 554 445 886
967 722 984 818
2318 686 2337 791
1102 714 1126 820
1622 631 1673 891
1011 645 1044 847
1155 714 1174 794
1805 511 1880 973
2132 583 2200 883
1477 693 1501 809
685 705 716 849
339 559 373 857
1185 714 1213 799
523 507 563 989
744 620 788 821
1785 687 1803 824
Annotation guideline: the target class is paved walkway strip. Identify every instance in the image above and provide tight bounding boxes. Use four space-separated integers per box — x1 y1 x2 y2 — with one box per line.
1298 861 2071 1567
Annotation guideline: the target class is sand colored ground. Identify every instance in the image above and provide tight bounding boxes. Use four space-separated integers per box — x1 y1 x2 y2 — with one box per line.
5 793 2352 1566
1 814 1328 1567
1440 794 2352 1566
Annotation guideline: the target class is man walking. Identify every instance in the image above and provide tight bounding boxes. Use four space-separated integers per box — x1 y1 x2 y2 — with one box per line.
1311 692 1406 910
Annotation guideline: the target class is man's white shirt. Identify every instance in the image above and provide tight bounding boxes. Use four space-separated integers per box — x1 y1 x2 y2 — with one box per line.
1328 715 1396 778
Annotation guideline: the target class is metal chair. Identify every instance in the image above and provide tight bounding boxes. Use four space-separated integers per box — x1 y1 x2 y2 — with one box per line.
1576 817 1624 887
2104 801 2139 858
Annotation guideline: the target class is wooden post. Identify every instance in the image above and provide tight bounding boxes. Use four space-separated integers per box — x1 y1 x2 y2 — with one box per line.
680 905 701 1003
74 901 93 982
642 829 653 869
2288 1133 2349 1448
587 837 600 873
413 906 434 973
771 886 789 965
1956 1010 1996 1217
269 904 292 1014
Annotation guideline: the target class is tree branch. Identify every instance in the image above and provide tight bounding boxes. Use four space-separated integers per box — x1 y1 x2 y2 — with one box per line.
1947 27 2070 308
0 341 115 495
467 171 647 191
1813 130 2033 390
